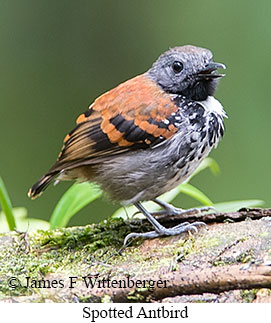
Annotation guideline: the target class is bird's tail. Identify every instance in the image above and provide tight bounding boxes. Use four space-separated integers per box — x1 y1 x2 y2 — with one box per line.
28 171 59 199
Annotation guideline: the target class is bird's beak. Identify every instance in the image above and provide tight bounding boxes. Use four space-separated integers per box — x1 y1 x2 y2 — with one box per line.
197 62 226 79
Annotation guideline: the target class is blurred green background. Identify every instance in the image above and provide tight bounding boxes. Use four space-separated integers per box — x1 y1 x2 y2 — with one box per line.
1 0 270 226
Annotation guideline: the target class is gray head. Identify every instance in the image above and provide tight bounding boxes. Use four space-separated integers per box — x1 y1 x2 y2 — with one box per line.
148 45 226 101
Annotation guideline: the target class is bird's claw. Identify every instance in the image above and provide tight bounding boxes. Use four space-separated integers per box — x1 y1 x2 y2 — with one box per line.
123 221 206 247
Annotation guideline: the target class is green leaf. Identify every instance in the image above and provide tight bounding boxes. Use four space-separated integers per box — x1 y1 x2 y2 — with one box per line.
0 176 16 230
0 207 50 232
50 182 102 229
186 157 220 182
211 199 264 213
177 183 213 205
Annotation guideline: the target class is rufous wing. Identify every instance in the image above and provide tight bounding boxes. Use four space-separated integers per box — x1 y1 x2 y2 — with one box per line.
28 74 180 198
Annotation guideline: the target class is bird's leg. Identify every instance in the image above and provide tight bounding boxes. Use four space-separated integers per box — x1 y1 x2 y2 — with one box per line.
123 202 205 246
151 198 216 217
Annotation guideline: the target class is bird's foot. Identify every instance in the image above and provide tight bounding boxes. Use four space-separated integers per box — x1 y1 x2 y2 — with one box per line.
152 198 217 218
123 220 205 247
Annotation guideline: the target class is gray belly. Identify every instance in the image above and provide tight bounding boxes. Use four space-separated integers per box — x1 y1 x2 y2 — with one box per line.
93 131 212 205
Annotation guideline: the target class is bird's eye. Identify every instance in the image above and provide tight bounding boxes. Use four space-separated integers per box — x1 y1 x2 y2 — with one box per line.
172 61 183 74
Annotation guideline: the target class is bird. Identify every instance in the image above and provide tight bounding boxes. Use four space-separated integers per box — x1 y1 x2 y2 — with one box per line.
28 45 227 245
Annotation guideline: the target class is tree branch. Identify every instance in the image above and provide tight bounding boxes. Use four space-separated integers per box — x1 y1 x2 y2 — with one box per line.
85 264 271 302
1 209 271 303
157 208 271 226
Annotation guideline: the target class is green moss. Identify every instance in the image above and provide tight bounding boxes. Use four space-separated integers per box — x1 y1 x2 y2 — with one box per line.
236 250 255 264
201 236 221 248
0 216 186 298
101 295 112 303
0 218 132 297
240 289 258 302
127 287 149 302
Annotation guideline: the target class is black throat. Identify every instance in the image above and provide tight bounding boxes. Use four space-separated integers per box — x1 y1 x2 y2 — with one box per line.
173 79 219 101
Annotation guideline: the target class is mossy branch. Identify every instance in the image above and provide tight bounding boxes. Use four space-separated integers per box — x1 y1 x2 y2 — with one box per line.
1 208 271 303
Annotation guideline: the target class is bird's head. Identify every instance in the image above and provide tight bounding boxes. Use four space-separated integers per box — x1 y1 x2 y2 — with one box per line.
148 45 226 101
